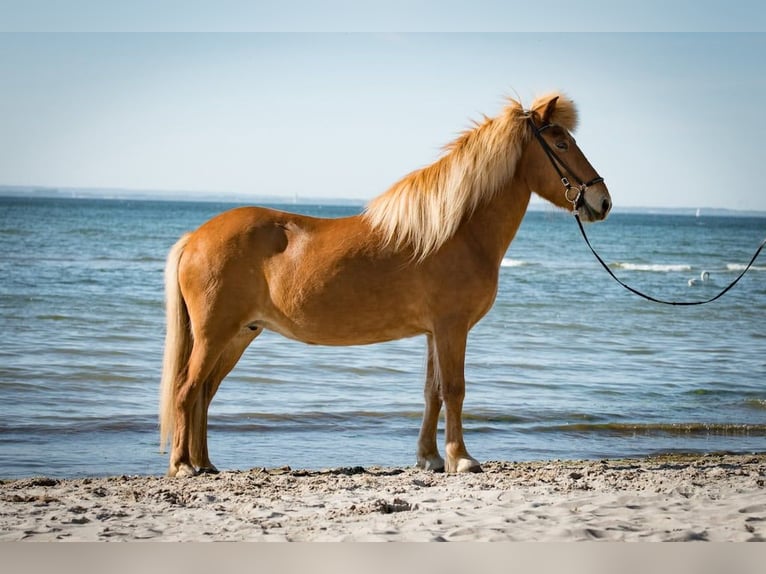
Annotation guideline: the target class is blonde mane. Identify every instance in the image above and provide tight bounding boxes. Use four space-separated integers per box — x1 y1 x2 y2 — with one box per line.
363 92 578 261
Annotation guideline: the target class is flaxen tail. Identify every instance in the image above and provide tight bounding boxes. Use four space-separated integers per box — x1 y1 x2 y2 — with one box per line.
159 233 193 453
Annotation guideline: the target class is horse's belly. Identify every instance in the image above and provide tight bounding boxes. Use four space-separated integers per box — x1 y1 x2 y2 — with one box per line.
256 282 428 345
262 253 429 345
257 312 424 346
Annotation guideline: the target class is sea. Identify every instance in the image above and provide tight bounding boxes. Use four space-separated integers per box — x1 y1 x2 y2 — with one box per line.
1 195 765 478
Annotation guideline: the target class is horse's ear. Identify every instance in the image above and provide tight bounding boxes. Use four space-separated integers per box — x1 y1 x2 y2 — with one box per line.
529 95 559 127
529 92 578 131
540 96 559 125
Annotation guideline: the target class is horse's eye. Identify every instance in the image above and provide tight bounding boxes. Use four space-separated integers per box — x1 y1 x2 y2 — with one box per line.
555 141 568 151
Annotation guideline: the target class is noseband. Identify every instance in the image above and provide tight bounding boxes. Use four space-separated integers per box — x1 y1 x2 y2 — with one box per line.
527 117 604 212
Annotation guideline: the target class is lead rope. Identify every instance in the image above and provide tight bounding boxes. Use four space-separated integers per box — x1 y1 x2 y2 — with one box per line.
573 211 766 305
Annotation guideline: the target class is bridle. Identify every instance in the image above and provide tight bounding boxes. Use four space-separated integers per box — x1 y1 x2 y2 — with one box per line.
527 115 766 306
527 117 604 213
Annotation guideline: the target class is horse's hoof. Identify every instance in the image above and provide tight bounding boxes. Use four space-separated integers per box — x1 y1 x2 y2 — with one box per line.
416 455 445 473
460 461 483 473
197 465 219 475
446 457 483 473
168 462 197 477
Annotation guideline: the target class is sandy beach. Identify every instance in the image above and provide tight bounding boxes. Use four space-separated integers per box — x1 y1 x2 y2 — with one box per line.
1 452 764 542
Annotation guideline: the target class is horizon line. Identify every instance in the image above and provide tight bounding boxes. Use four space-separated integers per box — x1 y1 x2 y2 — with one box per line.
1 184 765 216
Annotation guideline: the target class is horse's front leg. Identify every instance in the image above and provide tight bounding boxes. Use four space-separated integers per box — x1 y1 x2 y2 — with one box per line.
432 326 482 473
416 335 445 471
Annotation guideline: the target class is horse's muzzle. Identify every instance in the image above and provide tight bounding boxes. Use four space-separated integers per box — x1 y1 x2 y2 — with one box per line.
578 190 611 222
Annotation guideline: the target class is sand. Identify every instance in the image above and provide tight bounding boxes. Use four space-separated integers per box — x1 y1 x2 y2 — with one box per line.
1 453 764 542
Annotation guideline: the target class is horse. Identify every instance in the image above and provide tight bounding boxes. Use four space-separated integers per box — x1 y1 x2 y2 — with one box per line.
159 92 611 477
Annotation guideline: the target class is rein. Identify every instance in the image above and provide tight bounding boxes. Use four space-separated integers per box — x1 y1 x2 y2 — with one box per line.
529 117 766 306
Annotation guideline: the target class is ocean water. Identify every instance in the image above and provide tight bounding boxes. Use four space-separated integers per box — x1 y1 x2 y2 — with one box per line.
1 195 764 478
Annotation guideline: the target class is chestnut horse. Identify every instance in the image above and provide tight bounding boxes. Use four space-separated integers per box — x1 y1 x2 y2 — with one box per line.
159 92 611 477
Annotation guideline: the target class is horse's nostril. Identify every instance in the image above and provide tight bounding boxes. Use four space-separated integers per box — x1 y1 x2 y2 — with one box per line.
602 198 611 214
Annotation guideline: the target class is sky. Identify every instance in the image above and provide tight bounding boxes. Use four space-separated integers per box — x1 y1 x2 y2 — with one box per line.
1 31 766 210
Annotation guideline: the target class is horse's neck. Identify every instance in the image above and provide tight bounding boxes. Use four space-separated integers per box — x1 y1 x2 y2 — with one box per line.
459 176 531 267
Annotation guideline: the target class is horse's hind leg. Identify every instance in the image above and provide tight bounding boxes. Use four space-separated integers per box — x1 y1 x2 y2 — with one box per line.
432 325 481 473
189 392 213 472
169 336 225 477
417 335 445 471
190 327 261 473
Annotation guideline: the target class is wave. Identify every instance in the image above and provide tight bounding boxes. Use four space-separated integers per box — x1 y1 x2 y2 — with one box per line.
745 399 766 410
540 422 766 436
501 258 526 268
726 263 766 272
0 414 157 435
609 262 764 274
209 410 424 433
612 263 692 273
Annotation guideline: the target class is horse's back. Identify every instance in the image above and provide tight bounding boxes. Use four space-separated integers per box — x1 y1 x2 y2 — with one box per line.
184 205 346 267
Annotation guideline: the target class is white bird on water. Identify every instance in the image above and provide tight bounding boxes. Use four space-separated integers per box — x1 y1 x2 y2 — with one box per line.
688 270 710 287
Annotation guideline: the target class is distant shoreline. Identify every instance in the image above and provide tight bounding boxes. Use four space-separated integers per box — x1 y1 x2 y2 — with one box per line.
0 185 367 208
2 185 766 217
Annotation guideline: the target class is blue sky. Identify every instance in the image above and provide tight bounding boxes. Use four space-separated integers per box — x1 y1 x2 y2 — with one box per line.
1 32 766 210
2 1 764 32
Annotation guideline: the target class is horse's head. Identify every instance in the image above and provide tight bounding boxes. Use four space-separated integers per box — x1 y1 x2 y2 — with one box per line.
523 93 611 222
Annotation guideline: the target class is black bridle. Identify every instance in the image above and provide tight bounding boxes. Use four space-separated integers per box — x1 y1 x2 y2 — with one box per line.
529 116 766 306
528 117 604 213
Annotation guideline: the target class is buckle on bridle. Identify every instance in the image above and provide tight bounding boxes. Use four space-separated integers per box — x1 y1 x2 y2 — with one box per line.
565 185 584 208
